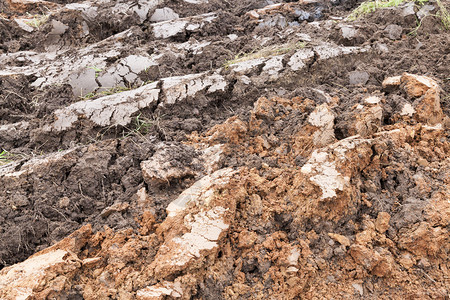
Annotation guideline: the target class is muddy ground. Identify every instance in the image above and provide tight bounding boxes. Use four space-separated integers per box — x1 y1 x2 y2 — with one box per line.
0 0 449 299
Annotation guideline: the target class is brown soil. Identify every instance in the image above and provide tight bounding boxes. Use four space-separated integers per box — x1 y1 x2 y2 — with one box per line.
0 0 449 299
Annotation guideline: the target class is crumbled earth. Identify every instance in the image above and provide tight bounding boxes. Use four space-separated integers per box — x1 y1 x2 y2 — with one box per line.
0 0 449 299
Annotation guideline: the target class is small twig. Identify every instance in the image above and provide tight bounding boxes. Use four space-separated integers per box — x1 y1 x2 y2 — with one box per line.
417 268 437 283
79 183 85 197
48 206 69 221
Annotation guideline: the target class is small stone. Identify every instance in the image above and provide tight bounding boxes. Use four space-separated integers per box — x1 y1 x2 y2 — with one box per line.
349 244 373 269
371 257 392 277
398 252 415 269
286 277 300 287
49 20 69 35
287 247 301 266
352 283 364 296
349 71 369 85
81 21 89 37
400 103 415 116
375 212 391 234
227 34 238 41
314 44 366 61
13 194 29 207
262 55 284 77
341 25 358 40
402 2 416 17
150 7 179 22
237 230 258 249
152 19 188 39
417 157 429 167
308 104 335 128
295 9 311 21
376 43 389 54
364 96 381 104
246 10 259 19
418 257 431 268
58 197 71 208
355 229 375 245
162 72 226 104
382 76 401 89
415 41 424 50
417 5 436 20
253 97 274 119
333 246 346 257
14 18 34 32
349 245 392 277
384 24 403 40
328 233 350 247
296 33 312 42
231 58 267 74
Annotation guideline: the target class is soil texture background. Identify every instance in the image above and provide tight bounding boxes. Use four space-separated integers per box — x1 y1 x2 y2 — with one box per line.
0 0 449 299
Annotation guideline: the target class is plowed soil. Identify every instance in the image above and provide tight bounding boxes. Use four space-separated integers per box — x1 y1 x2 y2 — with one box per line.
0 0 449 299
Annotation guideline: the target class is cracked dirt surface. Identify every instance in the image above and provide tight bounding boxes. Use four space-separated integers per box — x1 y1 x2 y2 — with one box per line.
0 0 449 299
